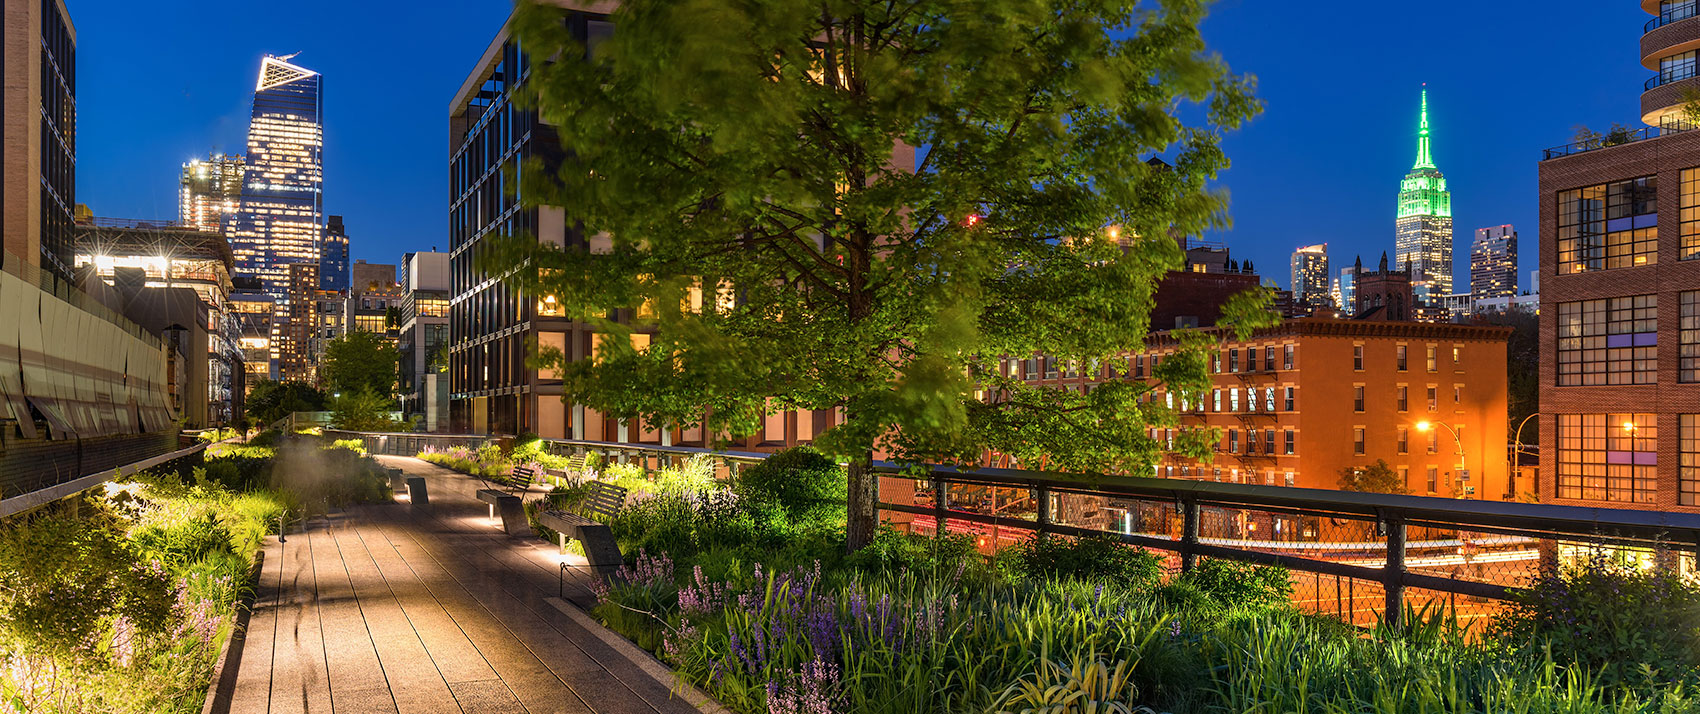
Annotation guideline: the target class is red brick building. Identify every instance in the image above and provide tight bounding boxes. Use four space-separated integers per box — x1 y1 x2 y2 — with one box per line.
1534 1 1700 512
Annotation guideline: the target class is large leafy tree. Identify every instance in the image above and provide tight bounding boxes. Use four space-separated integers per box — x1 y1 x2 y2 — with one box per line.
500 0 1270 548
320 331 399 399
244 379 327 426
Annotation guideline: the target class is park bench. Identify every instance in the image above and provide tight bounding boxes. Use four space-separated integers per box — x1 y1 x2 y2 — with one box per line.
473 466 542 536
537 481 628 579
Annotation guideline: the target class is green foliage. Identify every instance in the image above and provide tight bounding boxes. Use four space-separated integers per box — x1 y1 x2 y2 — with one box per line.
320 331 399 399
582 450 605 474
1171 558 1293 611
1337 459 1410 495
499 0 1270 545
329 390 401 432
330 438 367 455
843 528 984 577
1001 533 1164 587
1492 552 1700 687
512 435 571 470
733 446 846 532
243 379 325 425
0 513 173 658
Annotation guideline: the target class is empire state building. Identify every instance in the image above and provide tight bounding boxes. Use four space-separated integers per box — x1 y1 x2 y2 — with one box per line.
1395 89 1453 308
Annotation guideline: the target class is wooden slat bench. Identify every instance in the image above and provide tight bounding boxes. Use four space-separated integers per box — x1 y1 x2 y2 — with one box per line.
537 481 628 579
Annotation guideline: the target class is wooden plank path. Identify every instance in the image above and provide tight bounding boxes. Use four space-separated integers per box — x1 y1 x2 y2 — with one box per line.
213 456 703 714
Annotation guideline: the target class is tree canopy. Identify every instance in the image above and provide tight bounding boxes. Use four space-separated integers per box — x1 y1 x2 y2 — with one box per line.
320 331 399 399
499 0 1271 547
1337 460 1410 495
244 380 326 426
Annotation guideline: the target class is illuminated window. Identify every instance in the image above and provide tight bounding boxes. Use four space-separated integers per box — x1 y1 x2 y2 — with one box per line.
1682 168 1700 260
1683 415 1700 505
1558 295 1656 386
1557 413 1656 503
1557 176 1657 274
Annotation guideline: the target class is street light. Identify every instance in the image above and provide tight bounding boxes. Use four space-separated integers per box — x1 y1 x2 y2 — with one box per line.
1415 420 1472 498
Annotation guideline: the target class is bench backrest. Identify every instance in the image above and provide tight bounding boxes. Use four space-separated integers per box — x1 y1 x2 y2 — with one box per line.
583 481 628 519
511 466 538 488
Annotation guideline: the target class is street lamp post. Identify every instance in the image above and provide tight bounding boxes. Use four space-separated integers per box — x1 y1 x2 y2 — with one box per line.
1509 413 1538 500
1416 420 1471 499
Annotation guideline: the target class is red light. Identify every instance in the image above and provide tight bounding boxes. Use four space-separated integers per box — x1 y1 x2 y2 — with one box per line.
964 214 980 227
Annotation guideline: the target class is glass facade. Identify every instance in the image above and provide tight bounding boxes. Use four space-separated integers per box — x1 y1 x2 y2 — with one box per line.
1468 225 1517 300
38 0 77 281
179 153 245 235
230 55 323 299
321 215 351 291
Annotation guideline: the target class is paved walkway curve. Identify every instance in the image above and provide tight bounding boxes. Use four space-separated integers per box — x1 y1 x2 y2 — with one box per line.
214 455 704 714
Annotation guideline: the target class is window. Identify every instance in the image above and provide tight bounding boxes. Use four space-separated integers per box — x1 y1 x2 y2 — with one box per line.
1397 386 1408 412
1134 355 1145 378
1249 429 1261 454
1397 466 1409 491
1558 296 1657 386
1426 466 1438 493
1426 345 1437 372
1557 176 1658 274
1683 415 1700 505
1427 430 1438 454
1283 429 1294 455
1353 428 1366 455
1267 428 1277 454
1683 292 1700 382
1283 387 1295 411
1213 389 1221 411
1353 386 1365 412
1212 352 1221 373
1396 345 1408 371
1284 471 1295 487
1353 345 1364 370
1229 349 1239 373
1264 346 1275 371
1397 427 1409 454
1453 384 1462 404
1683 168 1700 260
1228 429 1239 453
1025 357 1038 380
1557 413 1656 503
1230 388 1240 412
1662 49 1698 86
1044 356 1058 379
1265 387 1275 412
1452 345 1461 364
1283 344 1294 370
1427 386 1438 412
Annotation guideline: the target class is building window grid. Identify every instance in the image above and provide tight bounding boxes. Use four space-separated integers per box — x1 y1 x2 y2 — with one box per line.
1557 176 1658 274
1682 168 1700 261
1682 292 1700 382
1558 296 1657 386
1557 413 1656 503
1683 415 1700 505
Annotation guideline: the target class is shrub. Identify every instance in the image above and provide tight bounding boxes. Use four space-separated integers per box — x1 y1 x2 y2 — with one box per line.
1002 533 1164 587
512 435 571 470
653 455 717 496
608 494 701 557
130 509 235 570
583 450 605 474
733 446 845 533
1174 558 1294 611
845 527 982 576
0 513 174 657
330 438 367 455
1492 551 1700 686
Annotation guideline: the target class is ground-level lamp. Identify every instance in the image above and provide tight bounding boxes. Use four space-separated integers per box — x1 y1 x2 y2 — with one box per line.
1416 420 1471 499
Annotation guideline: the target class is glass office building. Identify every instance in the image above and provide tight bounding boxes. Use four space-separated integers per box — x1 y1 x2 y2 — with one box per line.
229 55 323 299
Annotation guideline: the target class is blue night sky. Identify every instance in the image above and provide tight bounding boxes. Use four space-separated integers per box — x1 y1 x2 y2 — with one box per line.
74 1 1650 291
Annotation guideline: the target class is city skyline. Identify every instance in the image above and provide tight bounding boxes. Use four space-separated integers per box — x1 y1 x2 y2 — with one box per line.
64 0 1645 276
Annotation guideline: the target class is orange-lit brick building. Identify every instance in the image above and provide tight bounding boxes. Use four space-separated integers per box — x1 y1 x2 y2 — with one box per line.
1003 318 1512 499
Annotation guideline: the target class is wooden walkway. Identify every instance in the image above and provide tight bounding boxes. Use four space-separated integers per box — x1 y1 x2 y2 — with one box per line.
212 456 704 714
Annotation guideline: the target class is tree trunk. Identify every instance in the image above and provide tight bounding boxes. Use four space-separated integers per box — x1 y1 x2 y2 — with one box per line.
845 454 878 551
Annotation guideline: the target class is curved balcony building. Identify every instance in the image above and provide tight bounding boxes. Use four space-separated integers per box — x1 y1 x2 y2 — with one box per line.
1642 1 1700 125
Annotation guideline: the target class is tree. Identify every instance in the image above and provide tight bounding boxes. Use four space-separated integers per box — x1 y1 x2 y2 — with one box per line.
1475 307 1537 446
245 379 326 426
320 331 399 399
1338 459 1409 495
330 390 403 432
498 0 1270 549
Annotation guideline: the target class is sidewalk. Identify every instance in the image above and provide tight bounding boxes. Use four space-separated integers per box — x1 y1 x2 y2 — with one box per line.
212 456 701 714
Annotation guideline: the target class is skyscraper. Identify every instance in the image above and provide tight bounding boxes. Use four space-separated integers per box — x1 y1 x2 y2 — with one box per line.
179 153 245 234
229 54 323 298
1333 264 1359 317
1395 89 1453 307
1469 225 1517 301
322 214 350 291
1289 243 1331 314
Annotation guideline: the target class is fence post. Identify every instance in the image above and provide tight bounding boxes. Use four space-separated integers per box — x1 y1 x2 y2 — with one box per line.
1180 497 1200 572
934 476 949 536
1035 487 1052 528
1383 516 1406 629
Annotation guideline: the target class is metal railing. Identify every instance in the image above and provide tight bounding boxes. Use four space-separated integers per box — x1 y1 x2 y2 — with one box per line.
328 431 1700 628
1542 121 1697 159
1647 2 1699 32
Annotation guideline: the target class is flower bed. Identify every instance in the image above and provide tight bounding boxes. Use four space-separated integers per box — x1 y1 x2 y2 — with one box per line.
0 431 395 713
576 448 1700 713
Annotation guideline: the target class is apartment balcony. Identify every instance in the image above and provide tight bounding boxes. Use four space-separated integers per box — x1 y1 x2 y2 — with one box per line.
1642 70 1700 125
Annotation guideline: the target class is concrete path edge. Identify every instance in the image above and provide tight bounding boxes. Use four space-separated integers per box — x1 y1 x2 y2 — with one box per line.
543 596 730 714
201 542 269 714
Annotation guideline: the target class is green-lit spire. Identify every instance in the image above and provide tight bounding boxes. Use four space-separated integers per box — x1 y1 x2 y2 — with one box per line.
1413 88 1434 170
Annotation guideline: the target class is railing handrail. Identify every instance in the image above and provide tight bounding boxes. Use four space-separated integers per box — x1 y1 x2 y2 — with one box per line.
1647 2 1698 32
